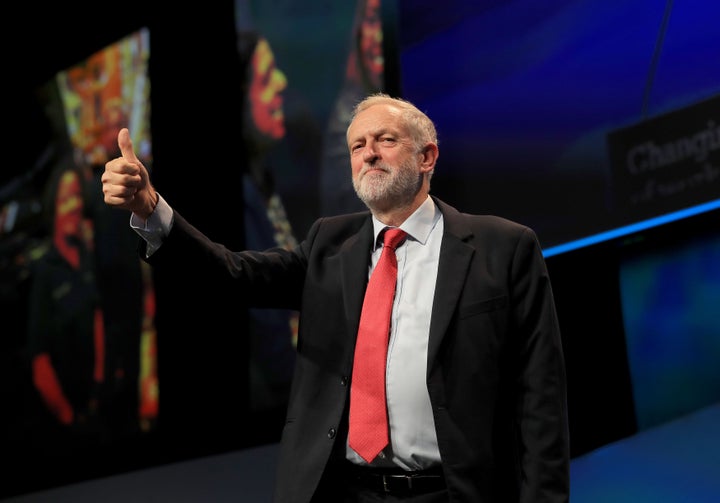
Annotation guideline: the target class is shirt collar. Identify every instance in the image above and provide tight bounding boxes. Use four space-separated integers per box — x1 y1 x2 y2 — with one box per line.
370 196 441 250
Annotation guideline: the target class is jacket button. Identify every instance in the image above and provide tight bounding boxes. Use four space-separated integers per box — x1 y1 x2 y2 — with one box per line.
340 376 348 386
327 428 336 439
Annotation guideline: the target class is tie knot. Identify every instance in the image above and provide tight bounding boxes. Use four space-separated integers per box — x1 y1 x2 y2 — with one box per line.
382 228 407 250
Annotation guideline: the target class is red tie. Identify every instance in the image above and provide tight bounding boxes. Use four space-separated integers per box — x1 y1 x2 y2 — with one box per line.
349 227 407 463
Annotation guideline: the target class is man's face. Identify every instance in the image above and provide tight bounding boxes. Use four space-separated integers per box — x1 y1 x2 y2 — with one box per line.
347 104 422 210
249 38 287 139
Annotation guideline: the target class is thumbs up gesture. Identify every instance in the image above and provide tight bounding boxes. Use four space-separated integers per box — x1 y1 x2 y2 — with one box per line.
101 128 158 220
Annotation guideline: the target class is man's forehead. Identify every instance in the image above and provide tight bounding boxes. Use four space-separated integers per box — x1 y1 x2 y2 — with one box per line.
348 105 405 137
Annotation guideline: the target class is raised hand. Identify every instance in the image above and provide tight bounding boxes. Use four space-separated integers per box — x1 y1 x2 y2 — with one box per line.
101 128 157 220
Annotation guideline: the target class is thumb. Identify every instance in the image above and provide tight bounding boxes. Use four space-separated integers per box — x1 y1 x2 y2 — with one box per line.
118 127 141 164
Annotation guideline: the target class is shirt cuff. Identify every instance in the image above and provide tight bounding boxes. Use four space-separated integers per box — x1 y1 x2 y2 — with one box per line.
130 193 174 257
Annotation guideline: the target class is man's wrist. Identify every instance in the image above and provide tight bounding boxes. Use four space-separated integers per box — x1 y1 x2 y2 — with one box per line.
136 189 158 221
147 189 159 214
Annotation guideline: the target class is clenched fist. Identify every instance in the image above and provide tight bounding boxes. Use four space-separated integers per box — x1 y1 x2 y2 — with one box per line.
101 128 157 221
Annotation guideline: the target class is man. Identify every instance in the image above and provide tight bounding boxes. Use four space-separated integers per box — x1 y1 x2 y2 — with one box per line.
102 93 570 502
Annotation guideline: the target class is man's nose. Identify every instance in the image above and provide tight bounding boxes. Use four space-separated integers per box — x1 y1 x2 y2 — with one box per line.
363 142 378 163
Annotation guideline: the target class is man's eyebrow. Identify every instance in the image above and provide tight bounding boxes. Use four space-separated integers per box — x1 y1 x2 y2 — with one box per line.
348 125 401 144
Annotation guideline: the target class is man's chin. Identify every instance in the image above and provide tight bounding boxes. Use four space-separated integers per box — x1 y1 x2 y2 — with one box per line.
357 192 395 212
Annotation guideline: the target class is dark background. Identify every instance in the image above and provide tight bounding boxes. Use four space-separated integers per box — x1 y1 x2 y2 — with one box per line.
3 0 720 498
399 0 720 253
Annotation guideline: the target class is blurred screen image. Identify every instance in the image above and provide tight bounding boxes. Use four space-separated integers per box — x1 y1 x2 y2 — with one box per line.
620 232 720 431
0 27 155 496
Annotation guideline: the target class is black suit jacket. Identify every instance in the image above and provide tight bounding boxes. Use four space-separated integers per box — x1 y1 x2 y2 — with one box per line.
146 196 570 503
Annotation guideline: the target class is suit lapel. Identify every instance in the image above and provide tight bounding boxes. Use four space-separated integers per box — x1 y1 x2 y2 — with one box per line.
427 199 475 370
340 218 375 361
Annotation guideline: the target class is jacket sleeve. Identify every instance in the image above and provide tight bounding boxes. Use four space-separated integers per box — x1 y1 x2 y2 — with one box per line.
512 227 570 503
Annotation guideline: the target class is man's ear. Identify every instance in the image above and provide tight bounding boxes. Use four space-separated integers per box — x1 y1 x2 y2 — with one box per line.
419 143 439 173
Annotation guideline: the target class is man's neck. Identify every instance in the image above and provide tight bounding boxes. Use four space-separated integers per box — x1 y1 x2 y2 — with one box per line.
371 193 430 228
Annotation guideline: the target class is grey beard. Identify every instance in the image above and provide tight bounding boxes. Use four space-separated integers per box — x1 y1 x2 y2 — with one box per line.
353 161 422 211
